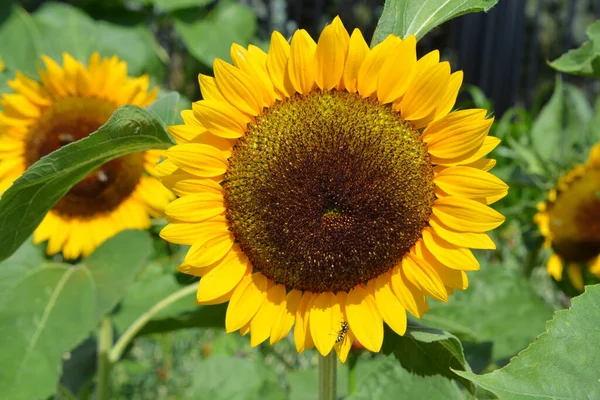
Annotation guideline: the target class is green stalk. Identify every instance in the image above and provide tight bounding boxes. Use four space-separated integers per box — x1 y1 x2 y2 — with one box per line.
108 283 197 363
318 352 337 400
96 316 113 400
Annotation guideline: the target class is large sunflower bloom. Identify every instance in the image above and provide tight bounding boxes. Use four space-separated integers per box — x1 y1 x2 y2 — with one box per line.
534 143 600 291
159 17 507 361
0 53 174 259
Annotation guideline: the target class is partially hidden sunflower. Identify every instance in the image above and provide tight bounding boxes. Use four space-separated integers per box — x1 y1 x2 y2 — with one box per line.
534 143 600 292
159 17 507 361
0 52 174 259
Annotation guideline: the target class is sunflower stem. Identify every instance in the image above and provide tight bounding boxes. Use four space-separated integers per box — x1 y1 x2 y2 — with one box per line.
318 352 337 400
96 316 113 400
108 283 197 363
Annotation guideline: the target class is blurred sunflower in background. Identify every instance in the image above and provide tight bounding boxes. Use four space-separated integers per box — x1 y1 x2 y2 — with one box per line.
534 143 600 292
0 52 174 259
159 17 507 361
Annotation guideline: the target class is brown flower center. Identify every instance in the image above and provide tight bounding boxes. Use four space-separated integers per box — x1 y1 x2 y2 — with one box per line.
25 97 144 217
223 90 435 292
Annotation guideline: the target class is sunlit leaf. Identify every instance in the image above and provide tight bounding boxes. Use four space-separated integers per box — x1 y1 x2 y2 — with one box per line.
372 0 499 44
456 284 600 399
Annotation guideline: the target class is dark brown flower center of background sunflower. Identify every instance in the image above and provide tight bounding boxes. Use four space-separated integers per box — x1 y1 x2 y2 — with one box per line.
223 90 435 293
25 97 145 217
549 169 600 262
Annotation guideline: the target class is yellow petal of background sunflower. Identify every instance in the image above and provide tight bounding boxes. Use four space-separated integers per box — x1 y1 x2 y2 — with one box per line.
373 274 407 336
547 254 564 281
345 286 383 352
251 284 285 346
340 28 369 92
226 273 268 332
566 264 584 292
310 291 342 356
315 16 349 91
166 143 228 177
432 196 505 233
196 248 250 303
288 29 317 94
390 265 429 318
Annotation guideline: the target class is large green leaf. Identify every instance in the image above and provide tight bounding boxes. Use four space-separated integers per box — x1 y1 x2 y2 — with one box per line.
185 355 285 400
0 2 41 77
456 284 600 399
372 0 499 44
382 323 474 392
0 238 43 303
0 231 151 400
144 0 213 12
421 260 554 360
548 20 600 77
173 1 257 67
347 356 465 399
33 2 163 76
0 105 173 262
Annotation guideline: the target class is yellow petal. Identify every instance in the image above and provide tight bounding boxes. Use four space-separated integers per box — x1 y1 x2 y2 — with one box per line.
165 191 225 222
567 263 584 292
287 29 317 94
432 196 505 233
434 70 463 119
423 110 493 160
377 35 417 104
250 284 285 346
161 174 223 197
166 143 228 177
400 62 450 120
309 291 342 356
390 265 429 318
192 100 249 139
356 35 399 97
340 28 369 92
429 215 496 250
464 158 496 172
547 254 563 281
434 166 508 204
345 286 383 352
198 74 225 102
266 31 294 98
433 136 501 166
402 253 448 302
196 247 250 302
230 43 276 105
226 273 268 332
334 326 355 363
373 273 407 336
294 291 315 353
160 217 227 245
167 124 206 144
270 289 302 345
315 16 349 90
184 230 234 268
214 59 264 115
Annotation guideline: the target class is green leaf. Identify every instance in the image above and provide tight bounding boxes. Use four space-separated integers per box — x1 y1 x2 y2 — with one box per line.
0 3 42 77
372 0 499 44
0 230 151 400
287 364 348 400
347 356 465 399
456 284 600 399
146 0 213 12
173 1 257 67
185 355 285 400
382 322 474 393
149 91 183 126
0 105 173 262
0 238 44 304
548 20 600 77
33 2 163 76
421 260 554 360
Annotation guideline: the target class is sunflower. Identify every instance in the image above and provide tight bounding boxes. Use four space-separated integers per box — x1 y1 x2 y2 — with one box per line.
0 52 174 259
534 143 600 291
159 17 507 361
